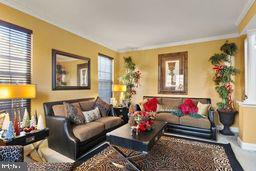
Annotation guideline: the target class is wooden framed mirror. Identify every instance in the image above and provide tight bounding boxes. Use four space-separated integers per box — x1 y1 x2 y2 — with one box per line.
52 49 91 90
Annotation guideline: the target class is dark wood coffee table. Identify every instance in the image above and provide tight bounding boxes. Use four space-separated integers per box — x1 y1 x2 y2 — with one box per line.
106 121 166 170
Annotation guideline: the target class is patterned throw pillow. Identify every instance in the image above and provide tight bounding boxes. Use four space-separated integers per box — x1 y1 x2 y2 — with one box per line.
82 107 101 123
95 97 111 117
64 102 84 124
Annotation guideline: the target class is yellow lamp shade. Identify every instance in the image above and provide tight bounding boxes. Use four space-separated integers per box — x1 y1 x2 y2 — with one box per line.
113 84 126 92
0 84 36 99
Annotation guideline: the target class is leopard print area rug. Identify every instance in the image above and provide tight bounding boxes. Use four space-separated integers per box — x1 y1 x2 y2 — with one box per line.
74 136 243 171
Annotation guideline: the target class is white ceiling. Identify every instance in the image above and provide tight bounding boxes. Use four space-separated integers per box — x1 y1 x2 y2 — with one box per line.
0 0 251 51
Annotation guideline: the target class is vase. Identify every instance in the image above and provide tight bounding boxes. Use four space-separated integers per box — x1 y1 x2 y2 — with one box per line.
218 110 237 135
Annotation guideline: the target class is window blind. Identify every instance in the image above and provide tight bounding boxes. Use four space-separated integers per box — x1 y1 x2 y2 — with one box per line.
0 20 32 115
98 55 113 103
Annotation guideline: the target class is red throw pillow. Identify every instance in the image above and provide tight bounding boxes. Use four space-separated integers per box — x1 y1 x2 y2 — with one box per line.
179 98 198 114
143 98 158 112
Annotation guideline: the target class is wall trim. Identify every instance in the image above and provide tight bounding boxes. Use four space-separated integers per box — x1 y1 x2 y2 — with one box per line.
230 127 239 133
237 136 256 151
0 0 118 52
119 33 240 52
236 0 256 26
0 0 241 53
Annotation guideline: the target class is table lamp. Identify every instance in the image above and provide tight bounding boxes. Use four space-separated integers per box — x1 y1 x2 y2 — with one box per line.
0 84 36 135
113 84 126 106
0 84 36 100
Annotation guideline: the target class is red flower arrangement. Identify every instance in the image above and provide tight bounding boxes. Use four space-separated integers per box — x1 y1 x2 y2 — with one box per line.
129 111 156 133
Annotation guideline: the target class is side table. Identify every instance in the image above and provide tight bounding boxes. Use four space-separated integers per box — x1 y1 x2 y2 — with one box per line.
112 106 129 123
0 128 49 162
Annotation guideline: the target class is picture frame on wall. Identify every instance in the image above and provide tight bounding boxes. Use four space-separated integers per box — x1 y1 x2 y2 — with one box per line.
158 51 188 94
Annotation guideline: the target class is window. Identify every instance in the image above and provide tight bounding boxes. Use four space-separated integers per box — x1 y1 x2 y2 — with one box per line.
98 55 113 103
0 20 32 115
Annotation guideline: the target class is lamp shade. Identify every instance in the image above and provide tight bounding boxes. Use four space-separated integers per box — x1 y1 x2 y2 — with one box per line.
0 84 36 99
113 84 126 92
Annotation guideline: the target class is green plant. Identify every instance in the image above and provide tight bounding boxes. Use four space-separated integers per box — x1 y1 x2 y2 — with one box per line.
209 41 238 111
120 57 141 103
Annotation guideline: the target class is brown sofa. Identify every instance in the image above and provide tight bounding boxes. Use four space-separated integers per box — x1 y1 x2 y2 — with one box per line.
143 96 217 140
44 98 124 160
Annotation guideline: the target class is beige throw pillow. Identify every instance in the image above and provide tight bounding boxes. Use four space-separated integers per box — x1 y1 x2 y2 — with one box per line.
197 102 210 117
82 107 101 123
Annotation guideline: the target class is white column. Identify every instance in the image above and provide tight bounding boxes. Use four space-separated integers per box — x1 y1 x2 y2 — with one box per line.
244 30 256 105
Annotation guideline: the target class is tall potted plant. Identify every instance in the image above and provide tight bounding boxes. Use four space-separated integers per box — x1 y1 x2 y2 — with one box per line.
209 41 238 135
120 57 141 106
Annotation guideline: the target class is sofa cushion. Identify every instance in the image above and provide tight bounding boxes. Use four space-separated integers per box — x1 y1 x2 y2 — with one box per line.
179 98 198 115
197 102 210 116
161 98 182 108
156 112 180 124
80 100 95 111
73 122 105 142
95 97 112 117
143 98 158 112
64 102 85 124
52 105 67 117
82 107 101 123
95 116 123 130
180 115 211 129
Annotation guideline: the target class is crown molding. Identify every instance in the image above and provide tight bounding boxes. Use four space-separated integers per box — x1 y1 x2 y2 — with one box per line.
0 0 118 52
236 0 256 26
119 33 240 53
0 0 242 53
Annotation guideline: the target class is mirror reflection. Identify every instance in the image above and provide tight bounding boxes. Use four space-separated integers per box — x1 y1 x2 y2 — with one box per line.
52 50 90 90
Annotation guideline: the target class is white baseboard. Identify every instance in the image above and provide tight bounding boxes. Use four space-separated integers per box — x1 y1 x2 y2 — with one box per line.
216 125 239 133
237 137 256 151
230 127 239 133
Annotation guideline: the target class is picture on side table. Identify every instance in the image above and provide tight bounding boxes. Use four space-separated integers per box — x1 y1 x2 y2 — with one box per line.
158 51 188 94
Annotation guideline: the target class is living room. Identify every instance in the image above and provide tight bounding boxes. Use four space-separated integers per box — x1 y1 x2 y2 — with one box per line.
0 0 255 170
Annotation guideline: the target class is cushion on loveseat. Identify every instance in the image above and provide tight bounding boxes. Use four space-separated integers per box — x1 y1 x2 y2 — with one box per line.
156 113 180 124
73 122 105 141
95 97 112 117
80 100 95 111
52 104 67 117
95 116 123 130
180 115 211 129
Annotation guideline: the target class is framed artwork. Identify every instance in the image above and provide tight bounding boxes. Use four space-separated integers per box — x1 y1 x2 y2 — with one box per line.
158 51 188 94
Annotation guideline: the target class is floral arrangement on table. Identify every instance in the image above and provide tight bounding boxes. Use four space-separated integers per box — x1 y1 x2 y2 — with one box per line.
120 57 141 105
128 111 156 134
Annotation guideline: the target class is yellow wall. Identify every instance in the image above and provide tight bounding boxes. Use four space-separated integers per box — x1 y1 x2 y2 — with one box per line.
118 38 245 127
239 1 256 33
0 3 119 116
0 3 247 129
239 105 256 143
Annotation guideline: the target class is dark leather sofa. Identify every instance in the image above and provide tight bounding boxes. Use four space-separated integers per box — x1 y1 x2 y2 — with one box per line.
142 96 217 140
43 98 124 160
